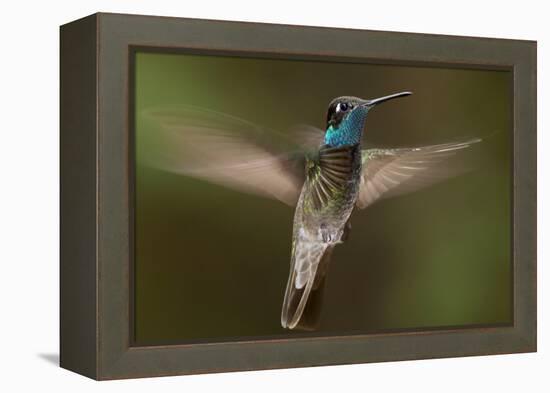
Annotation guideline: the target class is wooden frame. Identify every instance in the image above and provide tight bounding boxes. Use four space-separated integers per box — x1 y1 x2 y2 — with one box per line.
60 12 536 380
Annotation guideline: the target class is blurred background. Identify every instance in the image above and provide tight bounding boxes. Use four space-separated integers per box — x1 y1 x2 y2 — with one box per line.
134 51 512 345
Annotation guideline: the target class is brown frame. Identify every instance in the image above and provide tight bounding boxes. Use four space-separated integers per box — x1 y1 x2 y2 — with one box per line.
60 12 537 380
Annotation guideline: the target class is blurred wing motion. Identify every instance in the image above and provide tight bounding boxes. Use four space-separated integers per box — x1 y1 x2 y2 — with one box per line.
140 106 323 206
357 138 482 209
288 124 326 150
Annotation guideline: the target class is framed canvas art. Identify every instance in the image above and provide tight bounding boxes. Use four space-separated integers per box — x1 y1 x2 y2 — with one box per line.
60 12 536 380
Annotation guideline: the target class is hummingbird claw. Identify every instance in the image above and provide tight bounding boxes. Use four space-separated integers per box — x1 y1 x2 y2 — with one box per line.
319 224 332 243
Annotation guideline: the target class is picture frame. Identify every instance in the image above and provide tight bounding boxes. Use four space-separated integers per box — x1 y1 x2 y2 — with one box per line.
60 12 536 380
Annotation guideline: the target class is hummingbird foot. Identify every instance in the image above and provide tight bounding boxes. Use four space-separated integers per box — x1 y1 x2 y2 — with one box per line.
319 224 333 243
318 223 344 244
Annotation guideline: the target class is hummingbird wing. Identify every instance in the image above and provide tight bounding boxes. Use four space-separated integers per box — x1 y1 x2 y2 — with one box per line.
357 138 481 209
288 124 326 149
139 105 323 206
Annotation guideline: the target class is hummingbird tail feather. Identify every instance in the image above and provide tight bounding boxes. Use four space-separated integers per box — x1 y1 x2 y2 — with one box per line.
281 240 335 330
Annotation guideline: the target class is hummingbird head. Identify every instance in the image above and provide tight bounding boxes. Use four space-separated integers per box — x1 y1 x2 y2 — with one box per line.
324 91 412 146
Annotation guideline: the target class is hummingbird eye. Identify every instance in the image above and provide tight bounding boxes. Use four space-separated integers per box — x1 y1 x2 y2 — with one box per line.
338 102 349 112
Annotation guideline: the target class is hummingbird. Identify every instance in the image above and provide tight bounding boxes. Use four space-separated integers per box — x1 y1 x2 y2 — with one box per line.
140 91 480 331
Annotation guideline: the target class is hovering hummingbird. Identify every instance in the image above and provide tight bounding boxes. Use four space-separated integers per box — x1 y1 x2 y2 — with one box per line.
140 91 480 331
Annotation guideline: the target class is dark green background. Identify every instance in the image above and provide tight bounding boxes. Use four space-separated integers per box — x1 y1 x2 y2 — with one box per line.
134 51 512 345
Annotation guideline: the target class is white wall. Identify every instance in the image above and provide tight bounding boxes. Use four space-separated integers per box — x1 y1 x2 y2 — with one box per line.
0 0 545 391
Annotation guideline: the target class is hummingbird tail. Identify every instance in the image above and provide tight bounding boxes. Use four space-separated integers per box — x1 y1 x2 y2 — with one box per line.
281 242 335 331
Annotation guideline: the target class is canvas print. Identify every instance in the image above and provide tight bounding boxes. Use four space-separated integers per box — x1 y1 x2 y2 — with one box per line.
133 51 512 344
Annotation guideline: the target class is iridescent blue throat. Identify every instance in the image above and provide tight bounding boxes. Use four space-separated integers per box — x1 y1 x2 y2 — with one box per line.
324 107 369 147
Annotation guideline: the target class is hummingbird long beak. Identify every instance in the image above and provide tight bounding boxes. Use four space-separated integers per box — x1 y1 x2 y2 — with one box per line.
363 91 412 107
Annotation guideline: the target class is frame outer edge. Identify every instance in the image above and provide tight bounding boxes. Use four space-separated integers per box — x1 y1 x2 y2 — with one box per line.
59 13 100 380
91 13 537 379
516 41 537 350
